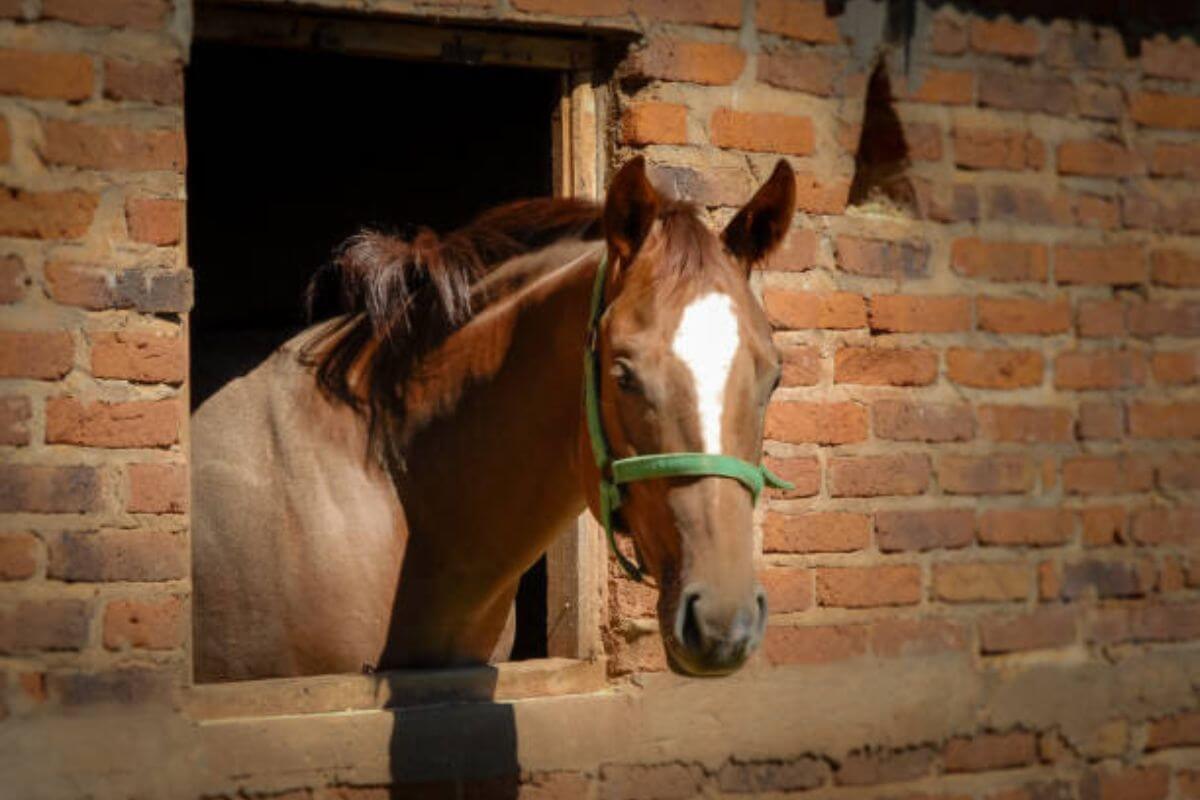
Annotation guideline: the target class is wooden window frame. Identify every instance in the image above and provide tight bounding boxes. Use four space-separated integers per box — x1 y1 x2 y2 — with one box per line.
186 4 612 711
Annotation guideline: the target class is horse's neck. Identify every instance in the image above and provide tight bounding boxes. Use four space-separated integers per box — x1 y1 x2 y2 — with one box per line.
380 242 600 667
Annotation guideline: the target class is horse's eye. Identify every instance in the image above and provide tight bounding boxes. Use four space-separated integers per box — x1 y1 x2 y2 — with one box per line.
611 360 641 394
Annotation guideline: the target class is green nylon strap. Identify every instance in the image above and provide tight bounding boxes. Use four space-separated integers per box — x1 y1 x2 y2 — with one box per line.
584 250 795 582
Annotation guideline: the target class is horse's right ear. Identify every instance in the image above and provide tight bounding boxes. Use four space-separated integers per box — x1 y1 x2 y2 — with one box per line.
604 156 660 263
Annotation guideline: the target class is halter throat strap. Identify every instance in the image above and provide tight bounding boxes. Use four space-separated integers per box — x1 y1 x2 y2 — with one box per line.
583 250 793 582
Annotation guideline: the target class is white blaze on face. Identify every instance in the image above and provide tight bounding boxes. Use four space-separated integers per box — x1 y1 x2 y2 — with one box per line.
672 292 740 454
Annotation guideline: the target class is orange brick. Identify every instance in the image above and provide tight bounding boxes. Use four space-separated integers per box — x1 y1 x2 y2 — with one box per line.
1126 298 1200 338
758 51 836 96
90 330 185 384
0 331 73 379
0 396 30 446
816 566 921 608
869 295 970 332
978 405 1072 443
103 595 184 650
1150 142 1200 179
756 0 839 43
933 562 1030 602
634 0 741 27
829 455 930 497
969 18 1040 58
951 238 1047 282
1057 139 1142 177
0 49 93 101
0 188 98 240
931 12 967 55
1055 350 1146 390
762 290 865 330
764 229 819 272
126 463 187 514
1074 193 1119 229
1077 299 1126 338
1131 92 1200 131
710 108 814 155
763 512 870 554
779 345 820 386
42 0 170 29
1146 711 1200 751
976 296 1070 334
762 456 820 497
620 102 686 146
1142 35 1200 81
1128 401 1200 439
102 58 183 105
0 118 9 164
1077 402 1122 439
938 454 1035 495
1152 351 1199 385
793 173 850 215
903 68 973 105
1063 455 1153 495
765 401 867 444
872 400 974 443
0 532 39 580
124 197 182 246
980 607 1076 654
1082 766 1170 800
41 120 185 172
45 397 180 449
510 0 625 12
954 127 1043 171
1081 506 1126 546
759 568 813 614
1151 249 1200 287
1055 244 1146 285
764 624 868 666
947 348 1043 389
979 508 1073 546
834 347 938 386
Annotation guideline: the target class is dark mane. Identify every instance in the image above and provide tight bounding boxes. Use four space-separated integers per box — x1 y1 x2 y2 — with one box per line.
303 197 603 471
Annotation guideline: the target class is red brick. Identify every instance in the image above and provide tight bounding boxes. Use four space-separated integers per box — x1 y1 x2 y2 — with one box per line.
1129 401 1200 439
1180 769 1200 800
954 127 1043 171
0 49 93 101
951 238 1047 282
1121 190 1200 234
90 329 185 384
938 454 1035 495
764 229 819 272
869 295 970 332
1074 193 1120 229
43 262 193 313
869 618 969 658
0 465 102 513
979 607 1076 653
762 456 820 497
124 197 182 246
1055 244 1146 285
1142 35 1200 81
1146 711 1200 751
1045 24 1127 70
934 563 1031 602
876 509 974 552
778 345 820 386
1077 402 1122 440
1081 506 1126 547
758 51 836 96
979 71 1073 115
626 39 745 86
0 254 26 303
903 122 943 162
1131 92 1200 131
46 397 180 449
979 508 1073 546
1038 560 1061 601
710 108 813 155
763 624 868 666
619 102 686 146
872 400 974 443
41 120 185 172
759 568 813 613
793 173 850 215
915 181 979 223
103 595 184 650
835 746 936 786
1151 249 1200 287
1081 766 1169 800
126 462 187 514
0 532 38 580
816 565 921 608
1055 350 1146 390
636 0 741 27
47 666 174 708
42 0 170 29
1091 602 1200 645
1057 140 1142 177
1076 82 1123 121
1158 457 1200 491
1077 300 1126 337
47 529 186 582
762 290 865 330
1150 142 1200 179
1152 351 1199 385
931 12 967 55
829 455 930 497
1063 455 1153 495
834 347 938 386
765 401 866 445
512 0 624 13
903 68 973 105
969 18 1040 58
756 0 838 43
1130 506 1200 545
0 187 98 240
102 58 182 105
985 184 1074 226
0 330 73 379
978 405 1072 443
0 599 91 654
0 396 30 446
977 296 1069 334
1126 298 1200 337
836 237 928 278
947 348 1043 389
763 511 870 554
0 117 8 164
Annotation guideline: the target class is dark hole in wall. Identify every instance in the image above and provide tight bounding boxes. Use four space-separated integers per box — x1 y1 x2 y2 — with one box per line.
847 59 917 214
185 41 557 662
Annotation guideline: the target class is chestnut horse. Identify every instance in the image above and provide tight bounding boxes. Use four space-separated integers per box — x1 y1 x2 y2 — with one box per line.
192 157 797 681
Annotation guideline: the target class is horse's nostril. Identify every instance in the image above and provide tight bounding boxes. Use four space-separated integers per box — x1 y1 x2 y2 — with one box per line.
756 588 768 626
678 590 704 653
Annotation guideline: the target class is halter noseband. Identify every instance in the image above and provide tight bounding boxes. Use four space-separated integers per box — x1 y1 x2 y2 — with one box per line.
584 250 794 582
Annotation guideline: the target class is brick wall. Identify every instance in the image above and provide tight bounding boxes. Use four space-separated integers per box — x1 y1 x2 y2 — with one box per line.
1 0 1199 798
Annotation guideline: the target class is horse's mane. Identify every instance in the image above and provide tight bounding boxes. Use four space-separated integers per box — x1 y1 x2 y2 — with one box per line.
304 195 716 473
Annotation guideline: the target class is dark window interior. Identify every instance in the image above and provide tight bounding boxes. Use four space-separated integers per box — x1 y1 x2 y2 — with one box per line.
186 41 557 661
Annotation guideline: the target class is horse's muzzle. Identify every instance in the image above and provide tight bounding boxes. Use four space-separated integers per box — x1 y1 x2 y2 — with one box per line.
668 583 767 676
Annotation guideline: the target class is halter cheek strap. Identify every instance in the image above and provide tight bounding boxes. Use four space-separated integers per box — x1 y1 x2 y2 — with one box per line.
583 251 794 582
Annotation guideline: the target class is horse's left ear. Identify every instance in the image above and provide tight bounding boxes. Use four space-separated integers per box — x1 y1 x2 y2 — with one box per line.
604 155 660 265
722 159 796 272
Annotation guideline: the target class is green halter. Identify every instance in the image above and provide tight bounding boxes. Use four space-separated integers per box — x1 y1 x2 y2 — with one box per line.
584 251 794 582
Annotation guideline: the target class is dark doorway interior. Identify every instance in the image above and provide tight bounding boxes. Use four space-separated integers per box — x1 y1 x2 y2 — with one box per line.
186 41 558 662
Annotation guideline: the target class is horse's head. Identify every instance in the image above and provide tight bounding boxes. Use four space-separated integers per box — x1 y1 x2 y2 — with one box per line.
584 156 796 676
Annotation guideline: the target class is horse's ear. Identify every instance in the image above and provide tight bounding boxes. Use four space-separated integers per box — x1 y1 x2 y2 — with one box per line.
604 156 660 263
722 159 796 272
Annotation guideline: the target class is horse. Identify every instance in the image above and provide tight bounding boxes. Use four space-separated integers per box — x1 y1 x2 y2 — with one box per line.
192 156 798 681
